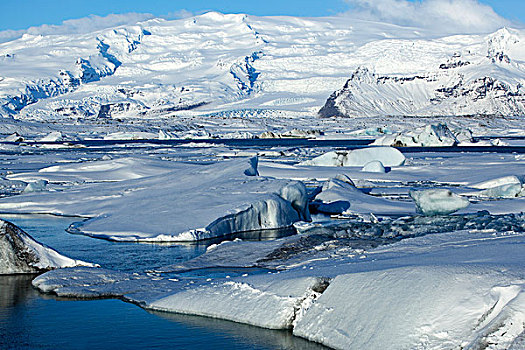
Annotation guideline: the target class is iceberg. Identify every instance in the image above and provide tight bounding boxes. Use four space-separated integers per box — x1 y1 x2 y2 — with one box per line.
471 175 523 190
479 183 524 198
313 178 413 215
0 158 310 242
0 219 94 274
361 160 386 173
300 147 405 167
409 188 470 216
23 180 48 193
372 123 466 147
38 131 64 142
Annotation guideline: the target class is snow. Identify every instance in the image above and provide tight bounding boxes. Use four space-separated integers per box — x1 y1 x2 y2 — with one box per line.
0 12 522 126
300 147 405 167
0 219 94 274
472 175 523 189
410 189 470 216
0 157 310 241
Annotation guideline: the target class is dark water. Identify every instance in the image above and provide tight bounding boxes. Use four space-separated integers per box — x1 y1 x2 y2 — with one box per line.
0 215 326 350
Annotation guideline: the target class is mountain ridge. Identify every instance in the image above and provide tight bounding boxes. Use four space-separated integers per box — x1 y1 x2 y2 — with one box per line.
0 12 523 120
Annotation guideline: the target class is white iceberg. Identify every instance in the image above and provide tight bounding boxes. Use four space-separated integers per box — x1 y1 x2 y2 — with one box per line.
372 123 466 147
409 188 470 216
22 180 48 193
8 157 186 184
0 219 94 274
38 131 64 142
479 183 524 198
0 158 310 242
361 160 386 173
300 147 405 167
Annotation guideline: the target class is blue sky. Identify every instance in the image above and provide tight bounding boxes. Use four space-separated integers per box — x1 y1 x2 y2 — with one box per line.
0 0 523 32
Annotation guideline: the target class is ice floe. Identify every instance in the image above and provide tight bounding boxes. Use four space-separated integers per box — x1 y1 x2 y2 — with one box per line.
0 157 310 242
410 189 470 216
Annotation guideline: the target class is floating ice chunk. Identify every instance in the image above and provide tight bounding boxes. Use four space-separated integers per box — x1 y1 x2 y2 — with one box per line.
313 178 413 215
280 129 322 138
0 219 94 274
39 131 63 142
471 175 522 189
300 147 405 167
220 131 255 139
372 123 464 147
452 127 474 144
343 147 405 167
491 138 509 146
4 132 24 142
362 160 386 173
300 151 346 166
479 183 524 198
409 188 470 216
23 180 48 193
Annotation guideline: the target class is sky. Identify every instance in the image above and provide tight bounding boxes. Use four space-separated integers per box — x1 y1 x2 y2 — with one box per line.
0 0 523 35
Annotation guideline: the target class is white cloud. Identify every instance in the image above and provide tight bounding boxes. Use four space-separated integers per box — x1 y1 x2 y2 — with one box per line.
162 9 195 20
0 13 154 43
344 0 511 34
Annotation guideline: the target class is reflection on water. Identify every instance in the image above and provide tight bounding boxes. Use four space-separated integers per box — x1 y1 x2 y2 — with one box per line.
0 276 327 350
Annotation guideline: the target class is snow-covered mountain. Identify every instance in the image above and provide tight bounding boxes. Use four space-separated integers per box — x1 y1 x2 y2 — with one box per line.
0 12 524 120
320 28 525 117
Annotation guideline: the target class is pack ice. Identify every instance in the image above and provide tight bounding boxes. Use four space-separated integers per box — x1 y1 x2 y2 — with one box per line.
0 157 310 241
0 219 94 274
